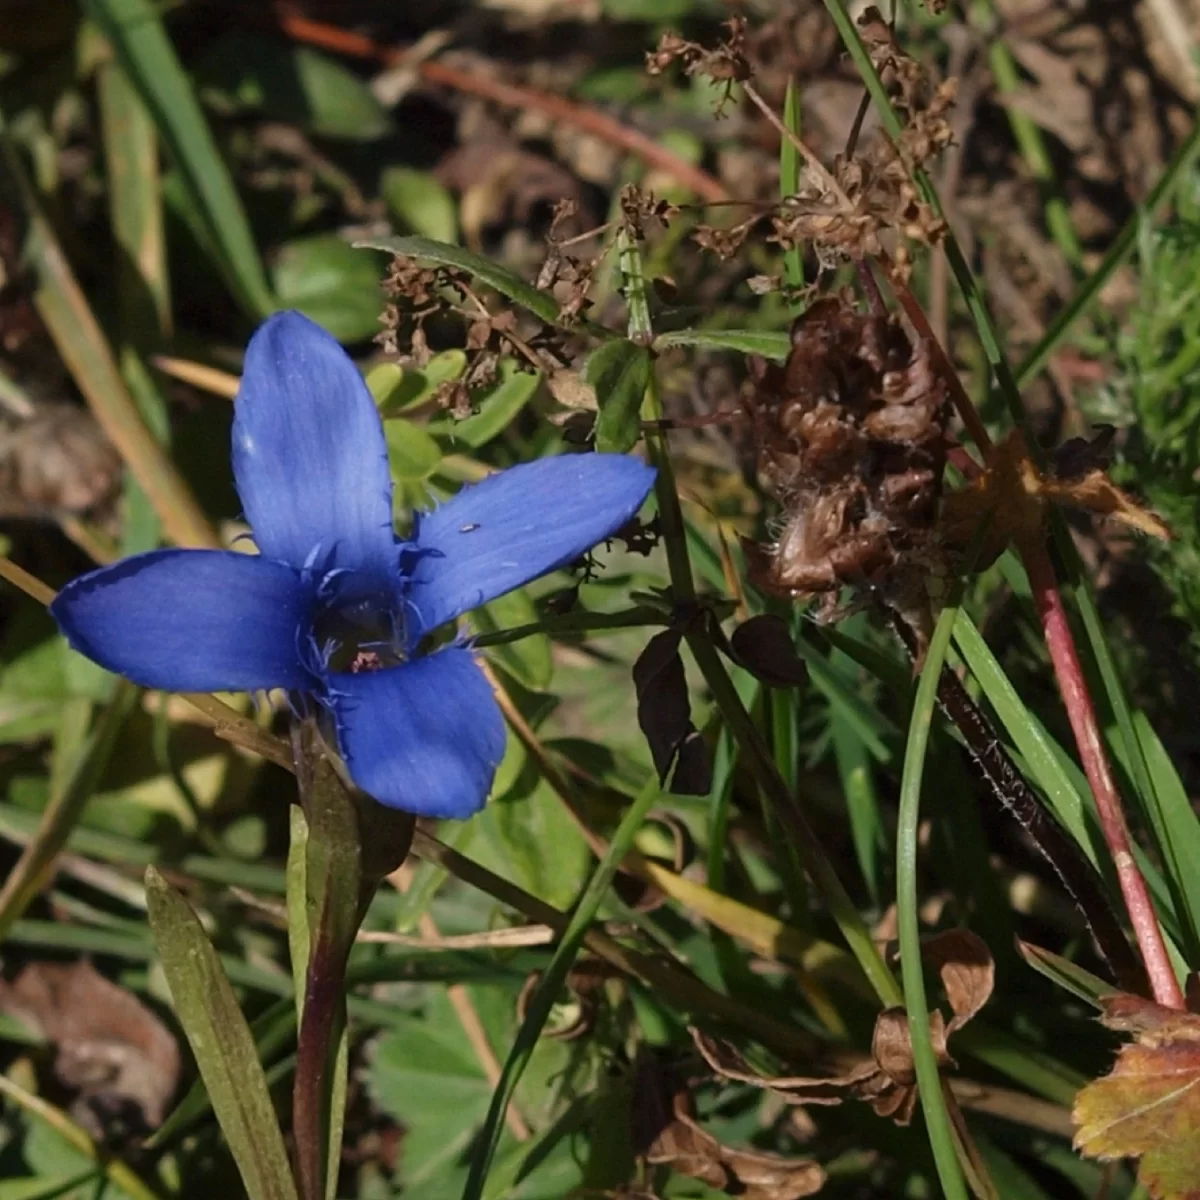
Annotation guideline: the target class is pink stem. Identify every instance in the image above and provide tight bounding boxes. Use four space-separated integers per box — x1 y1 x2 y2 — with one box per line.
1025 543 1183 1008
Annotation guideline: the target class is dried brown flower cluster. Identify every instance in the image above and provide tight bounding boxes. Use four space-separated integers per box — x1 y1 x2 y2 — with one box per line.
742 292 949 626
771 11 955 276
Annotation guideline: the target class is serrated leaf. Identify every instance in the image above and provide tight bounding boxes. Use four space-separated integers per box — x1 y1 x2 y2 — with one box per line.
385 419 442 482
193 33 389 140
1075 993 1200 1199
354 236 562 327
272 236 385 343
654 328 791 359
382 167 458 243
587 339 651 453
145 866 299 1200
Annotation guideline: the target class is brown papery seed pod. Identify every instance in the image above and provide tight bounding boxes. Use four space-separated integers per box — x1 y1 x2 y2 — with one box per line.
741 292 949 627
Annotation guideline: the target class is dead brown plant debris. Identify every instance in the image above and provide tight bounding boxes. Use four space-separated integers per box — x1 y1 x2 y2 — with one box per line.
740 291 949 632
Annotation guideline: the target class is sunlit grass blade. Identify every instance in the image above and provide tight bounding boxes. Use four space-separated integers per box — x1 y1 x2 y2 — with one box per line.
462 773 662 1200
0 120 219 549
97 57 170 337
779 76 805 297
83 0 275 318
0 685 136 942
0 1075 163 1200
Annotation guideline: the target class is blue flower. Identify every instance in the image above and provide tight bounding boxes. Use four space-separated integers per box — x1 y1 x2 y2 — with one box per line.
50 312 655 818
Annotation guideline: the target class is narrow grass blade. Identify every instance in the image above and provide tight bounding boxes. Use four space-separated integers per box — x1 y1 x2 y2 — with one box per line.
1064 552 1200 963
145 866 300 1200
1017 941 1115 1009
779 77 805 296
952 615 1096 858
0 684 136 941
896 600 973 1200
652 328 790 359
832 713 883 905
462 773 663 1200
1016 118 1200 388
97 58 170 337
0 1075 162 1200
84 0 275 317
0 123 218 549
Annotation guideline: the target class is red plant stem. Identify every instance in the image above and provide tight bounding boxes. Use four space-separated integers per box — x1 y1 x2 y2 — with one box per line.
1024 542 1184 1008
272 7 733 204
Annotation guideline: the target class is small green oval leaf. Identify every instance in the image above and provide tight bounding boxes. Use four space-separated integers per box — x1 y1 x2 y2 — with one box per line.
435 361 540 449
382 167 458 244
385 419 442 482
378 349 468 416
194 34 390 141
272 236 385 343
587 339 651 453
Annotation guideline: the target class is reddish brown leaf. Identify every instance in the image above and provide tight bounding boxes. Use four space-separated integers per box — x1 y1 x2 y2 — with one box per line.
1074 994 1200 1199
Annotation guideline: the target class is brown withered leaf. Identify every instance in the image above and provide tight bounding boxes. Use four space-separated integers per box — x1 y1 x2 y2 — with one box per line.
0 960 180 1139
941 430 1170 569
1074 993 1200 1199
694 929 993 1127
632 1053 825 1199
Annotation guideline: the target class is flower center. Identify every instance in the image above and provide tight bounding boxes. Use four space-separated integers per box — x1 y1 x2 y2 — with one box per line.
313 595 406 675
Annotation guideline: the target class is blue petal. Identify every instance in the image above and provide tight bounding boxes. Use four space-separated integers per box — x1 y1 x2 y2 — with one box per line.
50 549 314 693
326 648 504 818
406 454 655 636
232 311 398 582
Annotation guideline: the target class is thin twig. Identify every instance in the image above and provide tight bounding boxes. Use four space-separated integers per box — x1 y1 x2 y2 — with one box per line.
272 6 732 204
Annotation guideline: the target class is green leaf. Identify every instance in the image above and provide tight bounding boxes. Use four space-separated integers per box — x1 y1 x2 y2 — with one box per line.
382 166 458 243
385 419 442 482
0 684 136 941
193 33 390 141
272 236 385 343
354 236 565 328
434 361 540 448
82 0 275 317
653 328 790 359
588 339 651 453
474 589 553 691
480 772 588 912
376 349 467 416
1016 940 1115 1008
145 866 299 1200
